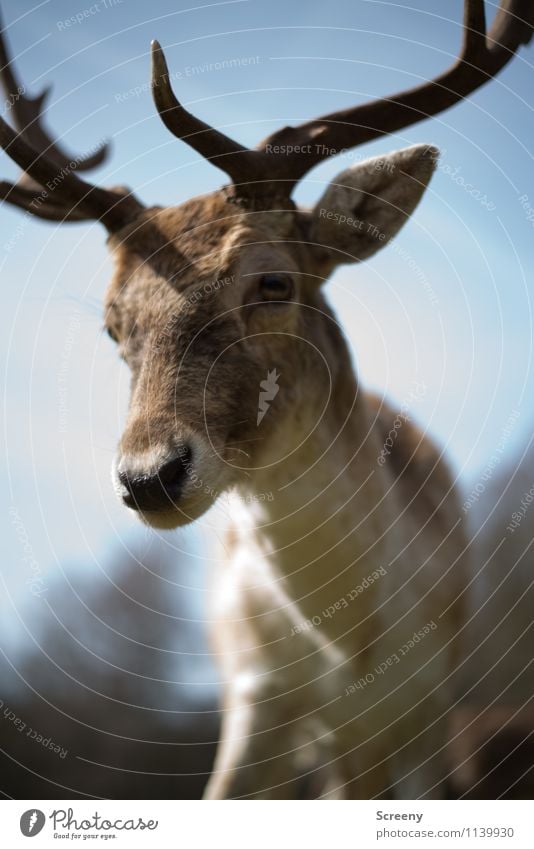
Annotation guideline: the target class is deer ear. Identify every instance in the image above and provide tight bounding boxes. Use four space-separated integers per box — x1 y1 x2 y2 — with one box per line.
308 144 438 268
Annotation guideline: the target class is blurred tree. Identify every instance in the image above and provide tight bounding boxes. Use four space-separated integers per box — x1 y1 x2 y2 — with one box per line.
0 535 218 799
448 436 534 799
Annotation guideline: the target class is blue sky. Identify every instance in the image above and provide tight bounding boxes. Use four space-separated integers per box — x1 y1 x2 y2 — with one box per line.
1 0 533 646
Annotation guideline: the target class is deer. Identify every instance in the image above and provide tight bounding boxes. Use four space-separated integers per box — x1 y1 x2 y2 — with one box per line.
1 1 532 799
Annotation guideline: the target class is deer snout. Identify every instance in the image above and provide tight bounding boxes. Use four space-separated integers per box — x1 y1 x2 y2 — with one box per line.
115 445 192 513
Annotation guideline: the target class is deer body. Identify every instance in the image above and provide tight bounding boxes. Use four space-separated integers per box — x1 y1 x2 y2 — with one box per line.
206 330 465 798
1 0 531 799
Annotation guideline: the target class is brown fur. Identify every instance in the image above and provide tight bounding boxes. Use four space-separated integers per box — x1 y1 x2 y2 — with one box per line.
98 147 468 798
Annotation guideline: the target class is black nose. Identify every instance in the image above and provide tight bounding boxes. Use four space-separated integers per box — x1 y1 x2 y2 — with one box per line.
118 446 192 512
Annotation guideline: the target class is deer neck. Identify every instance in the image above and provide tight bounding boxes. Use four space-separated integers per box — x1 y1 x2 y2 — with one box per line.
231 359 392 614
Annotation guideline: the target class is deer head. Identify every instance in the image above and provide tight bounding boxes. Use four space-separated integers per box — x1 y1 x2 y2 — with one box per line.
1 2 532 528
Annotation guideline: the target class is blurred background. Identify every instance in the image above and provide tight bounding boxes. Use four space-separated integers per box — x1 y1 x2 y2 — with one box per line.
0 0 533 798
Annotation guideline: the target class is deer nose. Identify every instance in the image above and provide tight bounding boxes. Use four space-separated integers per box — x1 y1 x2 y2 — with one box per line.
117 446 192 512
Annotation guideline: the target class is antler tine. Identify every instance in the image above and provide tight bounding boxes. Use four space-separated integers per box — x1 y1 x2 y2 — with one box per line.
0 114 137 227
0 8 109 173
150 1 532 202
0 179 92 220
255 0 534 190
489 0 534 53
151 40 267 194
0 7 143 229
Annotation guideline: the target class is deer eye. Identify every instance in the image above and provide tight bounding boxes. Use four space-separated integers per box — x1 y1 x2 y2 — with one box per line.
259 273 293 301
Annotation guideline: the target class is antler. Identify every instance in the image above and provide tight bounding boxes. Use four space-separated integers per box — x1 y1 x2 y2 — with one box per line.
0 8 143 228
151 40 264 187
152 0 533 202
1 1 531 221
